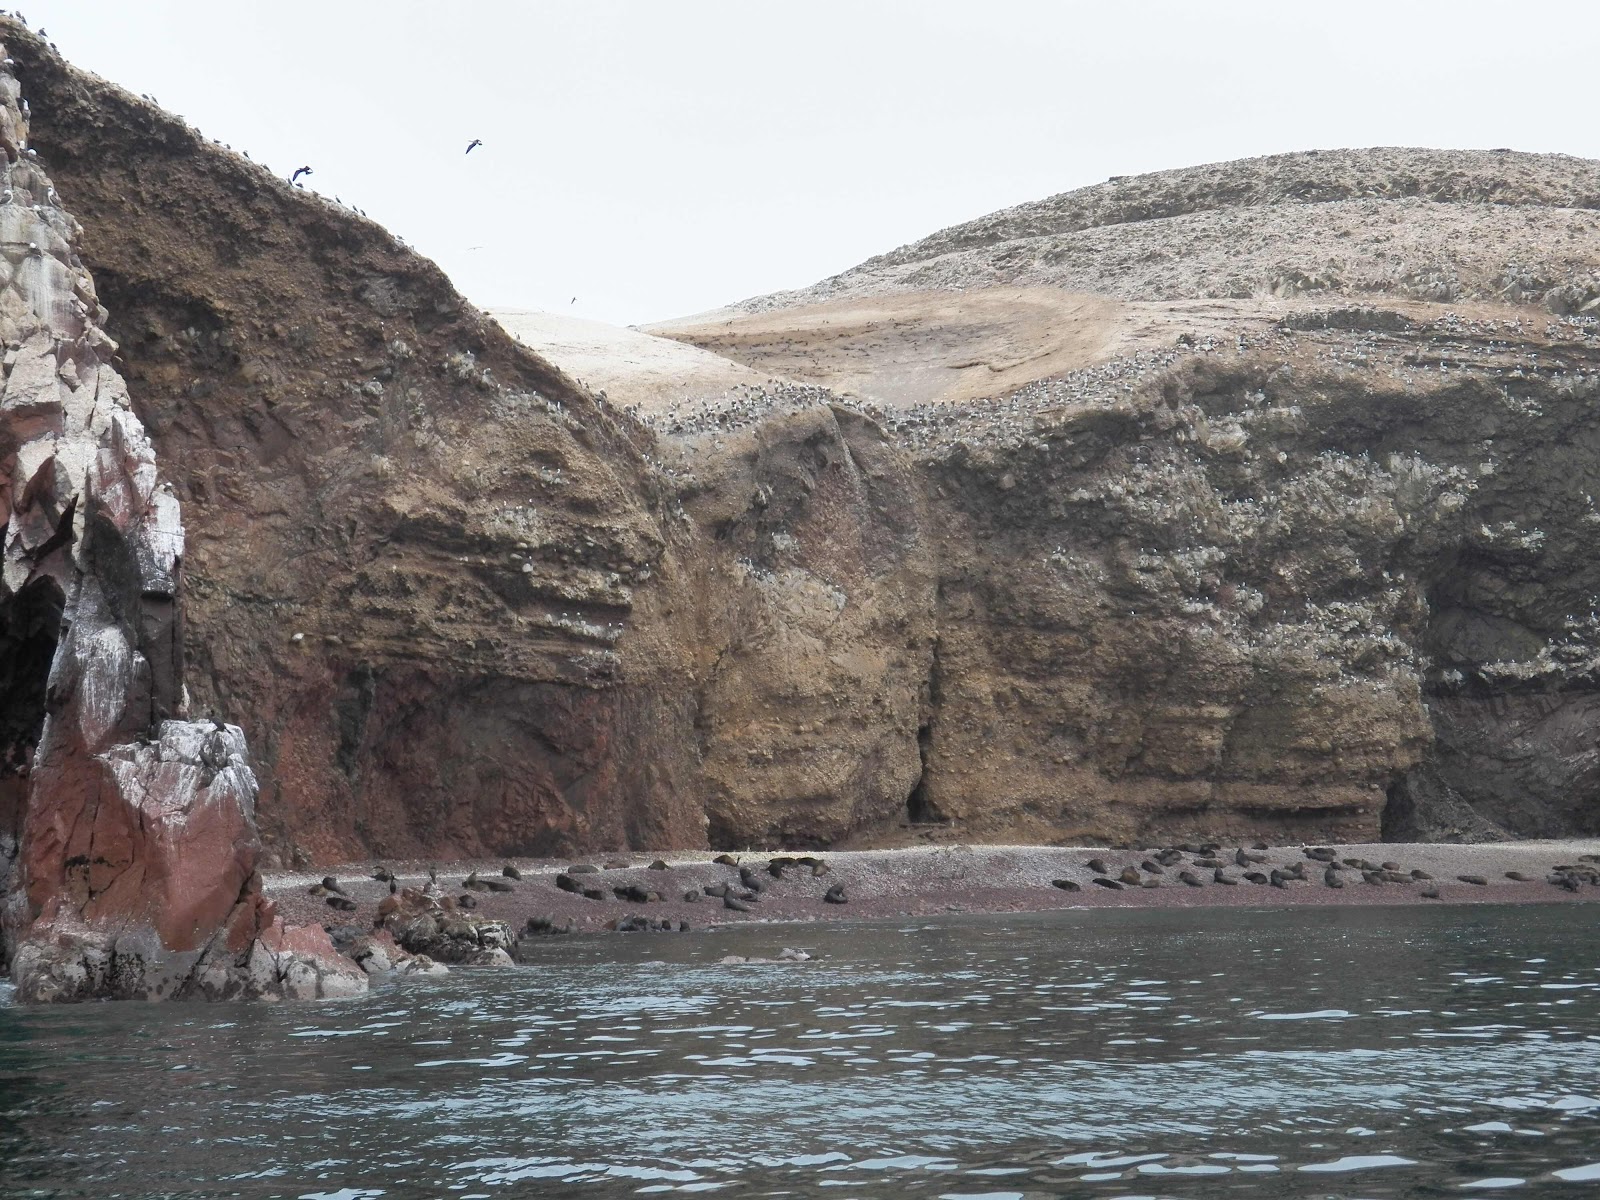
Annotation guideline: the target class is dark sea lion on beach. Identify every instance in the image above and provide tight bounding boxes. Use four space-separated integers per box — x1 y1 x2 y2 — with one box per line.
371 866 394 882
457 893 478 910
568 864 599 874
484 878 514 893
581 887 606 901
1549 871 1581 891
1362 871 1385 885
1193 857 1223 869
1119 866 1143 886
1305 847 1337 862
1506 871 1534 882
724 895 751 912
713 854 739 867
1093 877 1124 890
1214 869 1238 884
1324 867 1345 888
1243 871 1268 885
462 872 489 892
1457 875 1489 886
502 865 522 880
824 884 848 904
767 861 786 879
1420 885 1442 899
1411 869 1433 880
326 895 357 912
1178 870 1204 887
1156 849 1184 866
703 882 730 898
683 889 702 902
321 876 347 896
1269 869 1289 889
739 867 767 892
614 885 652 903
1381 870 1410 883
1382 861 1402 872
1086 858 1110 875
1141 878 1161 888
1141 859 1165 875
555 873 580 893
1343 857 1365 868
648 860 670 871
1236 849 1266 866
1281 862 1308 880
811 861 831 877
1251 842 1270 851
1052 879 1082 892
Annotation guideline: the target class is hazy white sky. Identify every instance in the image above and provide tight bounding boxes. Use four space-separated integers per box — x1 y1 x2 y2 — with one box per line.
18 1 1600 325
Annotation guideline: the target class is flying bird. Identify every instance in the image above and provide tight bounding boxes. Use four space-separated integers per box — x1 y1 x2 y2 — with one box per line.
465 139 483 154
291 165 312 183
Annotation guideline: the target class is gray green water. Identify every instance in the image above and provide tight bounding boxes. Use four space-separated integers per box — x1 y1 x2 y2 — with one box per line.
2 904 1599 1198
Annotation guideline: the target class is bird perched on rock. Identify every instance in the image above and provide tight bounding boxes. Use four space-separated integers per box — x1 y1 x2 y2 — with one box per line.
465 138 483 154
290 165 312 183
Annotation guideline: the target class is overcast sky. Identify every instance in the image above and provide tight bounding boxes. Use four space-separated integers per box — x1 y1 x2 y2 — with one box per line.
19 1 1600 326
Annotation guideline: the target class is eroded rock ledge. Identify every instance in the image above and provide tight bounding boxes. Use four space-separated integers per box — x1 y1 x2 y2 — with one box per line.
0 38 360 1001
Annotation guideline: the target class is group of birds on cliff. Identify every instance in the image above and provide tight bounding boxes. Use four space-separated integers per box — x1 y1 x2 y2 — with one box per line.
1048 843 1600 899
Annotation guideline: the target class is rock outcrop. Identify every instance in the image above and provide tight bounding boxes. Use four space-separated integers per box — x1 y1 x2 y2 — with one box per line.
0 34 362 1001
9 10 1600 873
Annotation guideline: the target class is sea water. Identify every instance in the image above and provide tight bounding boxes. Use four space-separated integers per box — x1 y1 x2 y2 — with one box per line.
2 904 1598 1197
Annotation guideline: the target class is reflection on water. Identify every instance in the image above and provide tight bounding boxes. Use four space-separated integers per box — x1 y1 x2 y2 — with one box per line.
3 904 1599 1198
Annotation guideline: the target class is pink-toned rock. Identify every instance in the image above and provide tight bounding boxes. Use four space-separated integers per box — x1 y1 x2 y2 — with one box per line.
0 38 362 1003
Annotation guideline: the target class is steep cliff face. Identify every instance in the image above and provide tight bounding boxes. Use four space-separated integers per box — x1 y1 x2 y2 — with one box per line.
0 34 363 1000
5 22 714 865
14 11 1600 866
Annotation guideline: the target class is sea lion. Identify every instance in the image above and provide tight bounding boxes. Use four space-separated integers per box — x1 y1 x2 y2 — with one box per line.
724 895 751 912
1051 879 1082 892
581 887 606 901
824 884 847 904
1305 847 1337 862
1156 849 1184 866
326 895 357 912
1214 869 1238 885
649 860 670 871
568 864 599 874
1505 871 1534 882
767 861 786 879
321 876 347 896
1420 885 1442 900
462 872 489 892
713 853 739 867
371 867 394 882
484 878 514 893
1382 861 1402 872
1457 874 1489 886
308 884 329 897
683 889 702 903
738 867 767 893
1243 871 1268 885
502 865 522 880
1236 849 1266 867
1141 859 1165 875
1193 857 1223 869
1343 857 1365 868
1086 858 1110 875
1119 866 1142 886
1269 869 1288 889
1251 842 1270 851
555 874 580 893
614 885 651 903
1324 867 1344 888
1093 877 1124 890
1362 871 1385 886
1411 869 1433 880
1141 878 1161 889
704 882 730 898
1178 870 1204 888
457 893 478 910
811 861 831 877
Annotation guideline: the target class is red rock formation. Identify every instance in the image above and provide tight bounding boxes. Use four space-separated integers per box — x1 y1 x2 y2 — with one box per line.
0 38 362 1001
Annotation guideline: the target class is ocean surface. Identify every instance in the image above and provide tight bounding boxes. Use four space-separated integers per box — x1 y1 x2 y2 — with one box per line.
2 904 1598 1198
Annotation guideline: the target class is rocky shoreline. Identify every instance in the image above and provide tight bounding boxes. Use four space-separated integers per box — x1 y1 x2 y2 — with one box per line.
263 839 1600 975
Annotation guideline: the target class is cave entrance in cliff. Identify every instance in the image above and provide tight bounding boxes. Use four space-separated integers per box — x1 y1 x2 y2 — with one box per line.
906 723 943 824
0 576 63 844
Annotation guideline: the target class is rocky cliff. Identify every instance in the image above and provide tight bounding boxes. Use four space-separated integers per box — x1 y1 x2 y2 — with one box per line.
4 12 1598 917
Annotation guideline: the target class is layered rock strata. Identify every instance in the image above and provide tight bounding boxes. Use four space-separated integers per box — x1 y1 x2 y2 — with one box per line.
10 10 1600 863
0 38 361 1000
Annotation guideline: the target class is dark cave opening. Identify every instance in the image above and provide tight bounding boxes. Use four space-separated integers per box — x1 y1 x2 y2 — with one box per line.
906 723 942 824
